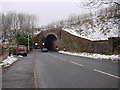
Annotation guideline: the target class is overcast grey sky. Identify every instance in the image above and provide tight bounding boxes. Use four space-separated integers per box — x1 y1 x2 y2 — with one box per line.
1 1 91 26
0 0 112 27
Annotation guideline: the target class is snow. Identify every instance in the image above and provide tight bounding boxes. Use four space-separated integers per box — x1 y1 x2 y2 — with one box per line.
18 55 23 57
62 28 108 41
59 51 119 61
34 30 41 35
61 7 119 41
0 55 18 68
62 18 119 41
36 14 119 41
34 5 119 41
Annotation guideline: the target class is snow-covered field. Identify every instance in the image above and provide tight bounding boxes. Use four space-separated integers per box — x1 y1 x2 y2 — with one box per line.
59 51 119 61
0 55 18 68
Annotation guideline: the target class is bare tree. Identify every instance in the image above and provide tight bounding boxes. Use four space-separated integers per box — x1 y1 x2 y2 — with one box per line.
0 13 2 42
29 15 37 36
1 11 37 44
78 0 120 9
10 11 19 34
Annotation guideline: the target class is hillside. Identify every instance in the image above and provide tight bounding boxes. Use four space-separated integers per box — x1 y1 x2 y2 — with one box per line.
38 4 120 41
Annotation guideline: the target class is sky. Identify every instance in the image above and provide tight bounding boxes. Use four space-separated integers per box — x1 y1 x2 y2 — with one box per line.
0 0 91 27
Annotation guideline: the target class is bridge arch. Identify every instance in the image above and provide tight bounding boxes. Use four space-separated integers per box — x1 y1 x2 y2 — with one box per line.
44 33 58 51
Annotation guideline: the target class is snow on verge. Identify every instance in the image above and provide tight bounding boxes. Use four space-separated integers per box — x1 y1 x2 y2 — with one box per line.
0 55 18 68
59 51 119 61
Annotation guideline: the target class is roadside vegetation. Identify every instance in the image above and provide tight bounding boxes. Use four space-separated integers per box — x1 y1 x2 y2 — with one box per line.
15 34 32 46
0 11 37 45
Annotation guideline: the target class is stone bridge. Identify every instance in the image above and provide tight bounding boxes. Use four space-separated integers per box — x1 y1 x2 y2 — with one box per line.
33 28 117 54
33 28 62 50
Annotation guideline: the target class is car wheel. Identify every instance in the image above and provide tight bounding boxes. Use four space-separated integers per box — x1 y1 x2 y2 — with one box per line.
24 53 27 56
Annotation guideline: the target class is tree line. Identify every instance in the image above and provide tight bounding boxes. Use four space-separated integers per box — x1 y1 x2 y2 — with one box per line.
0 11 37 44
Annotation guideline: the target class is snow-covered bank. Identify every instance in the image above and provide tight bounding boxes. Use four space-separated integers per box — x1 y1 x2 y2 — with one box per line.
34 30 41 35
62 28 109 41
0 55 18 68
59 51 119 61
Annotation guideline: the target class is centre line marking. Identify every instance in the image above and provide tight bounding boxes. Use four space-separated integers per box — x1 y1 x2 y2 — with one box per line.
54 55 57 57
59 57 66 61
94 69 120 79
70 61 84 67
63 58 66 61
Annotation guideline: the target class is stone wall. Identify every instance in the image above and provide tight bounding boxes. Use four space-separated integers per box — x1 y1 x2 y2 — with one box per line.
59 30 114 54
32 32 44 49
59 30 91 52
90 40 112 54
33 28 119 54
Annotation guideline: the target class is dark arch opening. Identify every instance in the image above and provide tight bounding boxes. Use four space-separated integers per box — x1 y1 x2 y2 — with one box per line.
44 34 57 51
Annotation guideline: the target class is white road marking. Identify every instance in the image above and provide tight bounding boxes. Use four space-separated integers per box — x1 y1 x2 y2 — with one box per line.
49 54 67 61
53 55 57 58
62 58 66 61
48 53 119 79
70 61 84 67
49 54 60 58
59 57 66 61
49 54 54 56
94 69 120 79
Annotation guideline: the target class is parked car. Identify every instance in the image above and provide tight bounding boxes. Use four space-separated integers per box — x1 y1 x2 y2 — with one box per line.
42 48 48 52
16 45 27 56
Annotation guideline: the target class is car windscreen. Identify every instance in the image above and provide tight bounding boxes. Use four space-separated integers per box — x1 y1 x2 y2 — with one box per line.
43 48 47 50
18 46 27 49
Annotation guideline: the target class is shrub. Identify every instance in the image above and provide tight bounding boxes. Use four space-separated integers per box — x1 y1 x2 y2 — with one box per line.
9 48 16 55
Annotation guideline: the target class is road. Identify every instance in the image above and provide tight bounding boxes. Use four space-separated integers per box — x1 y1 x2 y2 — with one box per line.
34 49 119 88
3 49 119 88
2 52 35 88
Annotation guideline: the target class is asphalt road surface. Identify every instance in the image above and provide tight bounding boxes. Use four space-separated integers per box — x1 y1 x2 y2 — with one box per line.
3 49 119 88
2 52 35 88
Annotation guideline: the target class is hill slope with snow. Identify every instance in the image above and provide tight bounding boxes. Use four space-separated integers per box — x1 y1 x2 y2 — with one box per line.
61 6 119 41
62 16 119 41
39 5 119 41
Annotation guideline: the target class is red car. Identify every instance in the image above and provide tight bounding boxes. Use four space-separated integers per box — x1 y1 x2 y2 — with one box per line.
16 45 27 56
